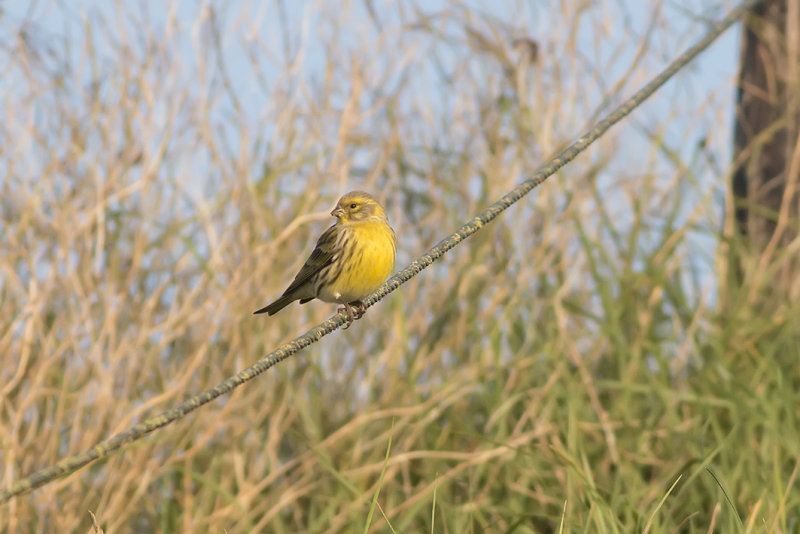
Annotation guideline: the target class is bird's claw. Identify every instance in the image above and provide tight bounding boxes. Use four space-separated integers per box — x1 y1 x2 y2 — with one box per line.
338 305 354 329
338 301 367 329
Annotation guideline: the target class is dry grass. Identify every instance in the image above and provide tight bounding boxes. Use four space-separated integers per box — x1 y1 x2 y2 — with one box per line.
1 1 798 532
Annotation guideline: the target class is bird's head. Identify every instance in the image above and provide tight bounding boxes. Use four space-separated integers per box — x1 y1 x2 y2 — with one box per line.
331 191 388 223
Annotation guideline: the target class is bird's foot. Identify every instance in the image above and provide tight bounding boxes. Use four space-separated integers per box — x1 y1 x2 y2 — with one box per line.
352 300 367 319
338 301 366 329
338 302 355 329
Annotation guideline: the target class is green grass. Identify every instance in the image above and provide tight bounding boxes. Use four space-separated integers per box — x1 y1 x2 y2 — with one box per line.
1 1 798 532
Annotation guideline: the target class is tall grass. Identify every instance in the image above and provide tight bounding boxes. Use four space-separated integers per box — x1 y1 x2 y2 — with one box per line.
1 1 798 532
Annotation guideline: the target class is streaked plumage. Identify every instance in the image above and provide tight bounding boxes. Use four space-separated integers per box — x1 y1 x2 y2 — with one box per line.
254 191 396 327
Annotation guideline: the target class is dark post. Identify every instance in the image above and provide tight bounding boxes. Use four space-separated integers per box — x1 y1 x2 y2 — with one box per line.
732 0 800 256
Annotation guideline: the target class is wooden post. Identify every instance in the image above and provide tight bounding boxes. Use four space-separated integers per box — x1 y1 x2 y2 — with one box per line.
733 0 800 247
731 0 800 297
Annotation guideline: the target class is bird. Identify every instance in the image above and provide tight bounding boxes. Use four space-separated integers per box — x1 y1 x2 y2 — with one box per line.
254 191 396 328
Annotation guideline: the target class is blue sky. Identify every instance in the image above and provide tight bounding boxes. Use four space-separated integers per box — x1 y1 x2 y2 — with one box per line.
1 0 743 291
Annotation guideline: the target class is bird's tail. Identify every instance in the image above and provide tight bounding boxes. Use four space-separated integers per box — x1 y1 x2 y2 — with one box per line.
253 294 296 315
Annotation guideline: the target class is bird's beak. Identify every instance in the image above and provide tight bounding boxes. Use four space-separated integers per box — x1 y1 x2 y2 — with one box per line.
331 207 345 218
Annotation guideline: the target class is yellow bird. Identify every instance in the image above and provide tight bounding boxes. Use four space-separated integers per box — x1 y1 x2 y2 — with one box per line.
254 191 396 327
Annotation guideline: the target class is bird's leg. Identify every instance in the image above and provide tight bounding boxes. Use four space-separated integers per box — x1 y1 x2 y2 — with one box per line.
338 302 356 329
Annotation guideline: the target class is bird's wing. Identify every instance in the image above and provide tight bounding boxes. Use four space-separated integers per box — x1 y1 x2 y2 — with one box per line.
281 224 338 296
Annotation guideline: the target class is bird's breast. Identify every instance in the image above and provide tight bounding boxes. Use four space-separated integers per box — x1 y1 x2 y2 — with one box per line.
320 221 396 304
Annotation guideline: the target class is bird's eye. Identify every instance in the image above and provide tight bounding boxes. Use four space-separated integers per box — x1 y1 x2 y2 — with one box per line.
349 203 357 209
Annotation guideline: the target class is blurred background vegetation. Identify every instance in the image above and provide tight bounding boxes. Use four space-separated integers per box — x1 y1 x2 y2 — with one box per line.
1 1 798 532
